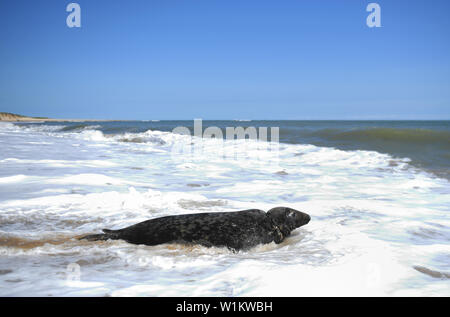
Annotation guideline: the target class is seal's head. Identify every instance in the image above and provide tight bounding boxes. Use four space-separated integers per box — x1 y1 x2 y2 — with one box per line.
267 207 310 232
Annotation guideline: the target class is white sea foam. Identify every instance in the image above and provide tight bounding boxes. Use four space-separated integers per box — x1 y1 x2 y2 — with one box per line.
0 175 27 183
0 123 449 296
0 158 117 168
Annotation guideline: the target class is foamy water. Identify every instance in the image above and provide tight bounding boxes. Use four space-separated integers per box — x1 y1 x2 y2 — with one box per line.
0 121 449 296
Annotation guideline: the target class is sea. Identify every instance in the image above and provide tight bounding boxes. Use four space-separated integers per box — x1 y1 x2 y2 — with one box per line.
0 120 449 296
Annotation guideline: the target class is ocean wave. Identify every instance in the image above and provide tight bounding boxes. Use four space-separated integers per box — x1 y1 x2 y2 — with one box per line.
58 124 102 132
1 121 449 296
299 127 450 179
311 127 450 148
115 133 166 145
0 122 64 133
66 127 417 175
2 121 448 181
0 122 16 130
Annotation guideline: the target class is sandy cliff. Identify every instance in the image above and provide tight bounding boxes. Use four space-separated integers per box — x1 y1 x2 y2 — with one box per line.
0 112 43 121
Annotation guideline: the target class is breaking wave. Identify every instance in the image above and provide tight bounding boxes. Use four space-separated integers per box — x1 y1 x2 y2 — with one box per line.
311 128 450 148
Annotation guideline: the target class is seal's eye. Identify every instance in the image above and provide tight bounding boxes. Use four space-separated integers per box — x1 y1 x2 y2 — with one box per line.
287 211 295 218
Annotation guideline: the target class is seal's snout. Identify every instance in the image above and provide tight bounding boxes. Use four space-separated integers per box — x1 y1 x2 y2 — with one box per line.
301 212 311 226
291 209 310 227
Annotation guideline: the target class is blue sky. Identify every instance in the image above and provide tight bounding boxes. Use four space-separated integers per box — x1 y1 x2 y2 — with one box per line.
0 0 449 120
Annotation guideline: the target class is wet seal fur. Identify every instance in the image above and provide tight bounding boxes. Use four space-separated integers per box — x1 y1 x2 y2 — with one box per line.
80 207 311 251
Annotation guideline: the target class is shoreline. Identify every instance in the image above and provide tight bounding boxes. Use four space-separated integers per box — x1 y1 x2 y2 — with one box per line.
0 117 118 123
0 112 120 122
0 119 118 122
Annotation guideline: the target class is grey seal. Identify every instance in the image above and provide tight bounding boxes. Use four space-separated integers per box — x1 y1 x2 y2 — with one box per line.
80 207 311 251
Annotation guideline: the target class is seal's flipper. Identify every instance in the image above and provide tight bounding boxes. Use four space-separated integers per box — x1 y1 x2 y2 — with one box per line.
79 229 120 241
79 233 110 241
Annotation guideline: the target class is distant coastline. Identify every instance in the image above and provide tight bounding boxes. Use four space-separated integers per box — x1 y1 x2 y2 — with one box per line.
0 112 111 122
2 113 449 122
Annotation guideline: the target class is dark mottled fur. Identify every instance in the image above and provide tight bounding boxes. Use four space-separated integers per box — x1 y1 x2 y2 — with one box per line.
80 207 311 251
